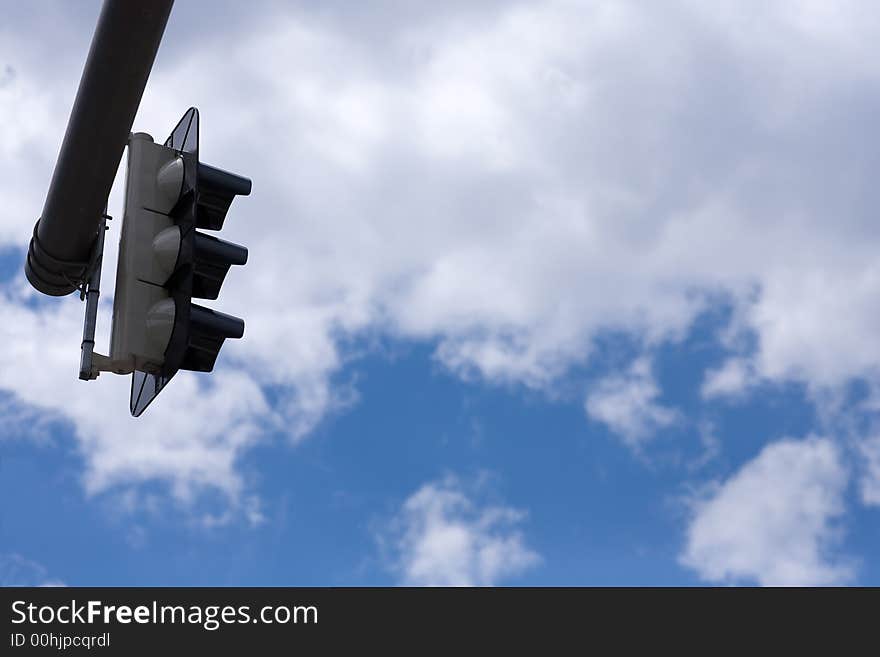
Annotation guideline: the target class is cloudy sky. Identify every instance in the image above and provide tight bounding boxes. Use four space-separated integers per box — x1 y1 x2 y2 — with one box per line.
2 0 880 586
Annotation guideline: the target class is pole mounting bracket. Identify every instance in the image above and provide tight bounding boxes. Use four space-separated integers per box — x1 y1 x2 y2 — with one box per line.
78 211 110 380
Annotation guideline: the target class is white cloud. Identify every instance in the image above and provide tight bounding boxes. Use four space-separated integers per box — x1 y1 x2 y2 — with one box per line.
0 553 64 587
701 358 756 399
585 358 678 448
857 436 880 507
380 475 540 586
130 0 880 398
681 437 853 586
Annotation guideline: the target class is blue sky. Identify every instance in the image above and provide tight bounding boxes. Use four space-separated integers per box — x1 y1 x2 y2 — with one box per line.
3 1 880 586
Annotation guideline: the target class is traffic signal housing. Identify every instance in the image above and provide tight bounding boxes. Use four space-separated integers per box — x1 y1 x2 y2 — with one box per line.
110 108 250 416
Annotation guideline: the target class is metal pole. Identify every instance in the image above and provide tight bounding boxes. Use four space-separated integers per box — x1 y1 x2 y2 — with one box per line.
79 211 109 380
25 0 174 297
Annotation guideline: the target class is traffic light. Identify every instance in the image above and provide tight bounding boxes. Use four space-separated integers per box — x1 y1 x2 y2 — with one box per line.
109 108 250 416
